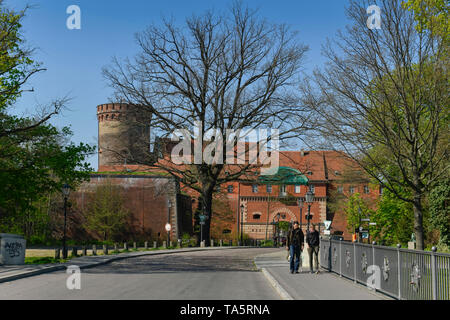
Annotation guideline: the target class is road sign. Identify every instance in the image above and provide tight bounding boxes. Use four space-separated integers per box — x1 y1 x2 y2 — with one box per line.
359 226 364 232
324 230 331 235
199 214 206 222
361 218 370 222
324 220 332 230
165 223 171 232
199 221 205 225
369 222 377 226
361 232 369 239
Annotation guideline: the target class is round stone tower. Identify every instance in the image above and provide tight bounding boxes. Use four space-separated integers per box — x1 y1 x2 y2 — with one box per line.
97 103 151 171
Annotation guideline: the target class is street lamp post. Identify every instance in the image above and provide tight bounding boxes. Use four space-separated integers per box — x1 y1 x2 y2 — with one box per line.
305 189 314 238
272 213 280 247
62 184 70 259
297 198 303 231
167 199 172 245
240 204 244 246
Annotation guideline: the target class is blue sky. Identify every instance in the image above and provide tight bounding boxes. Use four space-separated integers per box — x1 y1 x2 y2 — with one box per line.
7 0 351 170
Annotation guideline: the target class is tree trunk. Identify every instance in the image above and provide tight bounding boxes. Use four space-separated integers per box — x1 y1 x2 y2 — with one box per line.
202 190 213 247
413 191 425 251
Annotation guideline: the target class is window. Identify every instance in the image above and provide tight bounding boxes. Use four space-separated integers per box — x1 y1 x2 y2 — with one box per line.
379 186 384 195
266 185 272 193
337 186 343 194
252 213 261 220
216 185 221 192
309 185 315 193
227 185 234 193
364 185 370 194
252 184 258 193
349 186 355 194
295 185 301 193
280 185 287 196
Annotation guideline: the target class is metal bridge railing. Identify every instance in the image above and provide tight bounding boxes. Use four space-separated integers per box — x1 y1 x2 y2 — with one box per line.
320 237 450 300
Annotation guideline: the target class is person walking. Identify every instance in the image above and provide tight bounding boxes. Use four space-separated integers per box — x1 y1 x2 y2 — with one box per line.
286 221 304 274
306 224 320 274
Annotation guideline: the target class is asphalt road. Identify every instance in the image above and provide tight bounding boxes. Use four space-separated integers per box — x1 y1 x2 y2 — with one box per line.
0 248 281 300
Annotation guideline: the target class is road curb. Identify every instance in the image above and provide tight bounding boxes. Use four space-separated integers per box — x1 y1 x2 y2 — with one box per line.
260 268 294 300
0 265 66 284
0 246 265 284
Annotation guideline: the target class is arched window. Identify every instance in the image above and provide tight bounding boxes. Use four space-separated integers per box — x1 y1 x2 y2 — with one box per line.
227 185 234 193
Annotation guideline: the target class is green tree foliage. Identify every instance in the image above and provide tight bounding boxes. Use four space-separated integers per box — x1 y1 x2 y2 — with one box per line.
371 189 414 246
278 221 290 232
403 0 449 40
344 193 375 235
0 2 94 237
429 178 450 246
0 2 41 109
84 180 128 241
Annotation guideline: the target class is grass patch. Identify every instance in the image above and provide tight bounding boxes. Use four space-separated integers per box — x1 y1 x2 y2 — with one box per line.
24 257 69 264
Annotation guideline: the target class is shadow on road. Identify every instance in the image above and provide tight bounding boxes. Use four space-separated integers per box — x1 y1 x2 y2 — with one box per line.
83 251 262 274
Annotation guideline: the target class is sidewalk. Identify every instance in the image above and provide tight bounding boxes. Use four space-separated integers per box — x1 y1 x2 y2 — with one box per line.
255 249 388 300
0 246 252 284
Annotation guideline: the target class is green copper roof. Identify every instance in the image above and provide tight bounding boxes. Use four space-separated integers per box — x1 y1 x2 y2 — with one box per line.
257 166 309 185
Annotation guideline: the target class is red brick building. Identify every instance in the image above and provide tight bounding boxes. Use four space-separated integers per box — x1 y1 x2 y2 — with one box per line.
213 151 381 241
94 103 380 242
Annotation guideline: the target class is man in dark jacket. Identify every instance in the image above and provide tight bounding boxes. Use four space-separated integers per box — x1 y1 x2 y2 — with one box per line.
306 224 320 274
286 221 304 274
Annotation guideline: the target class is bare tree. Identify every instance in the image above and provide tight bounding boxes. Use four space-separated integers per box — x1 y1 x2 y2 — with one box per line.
300 0 449 250
102 2 312 244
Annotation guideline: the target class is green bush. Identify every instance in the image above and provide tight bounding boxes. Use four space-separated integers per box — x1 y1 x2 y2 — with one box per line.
260 240 274 247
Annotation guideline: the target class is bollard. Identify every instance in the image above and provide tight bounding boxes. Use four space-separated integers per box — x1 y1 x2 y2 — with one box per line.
144 241 148 250
55 248 60 260
220 239 223 247
163 240 167 248
124 242 128 251
103 244 108 255
178 239 182 248
92 244 97 256
229 239 233 246
82 246 87 256
153 241 157 249
71 247 77 257
114 243 118 253
200 240 205 248
133 242 137 250
211 239 214 247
